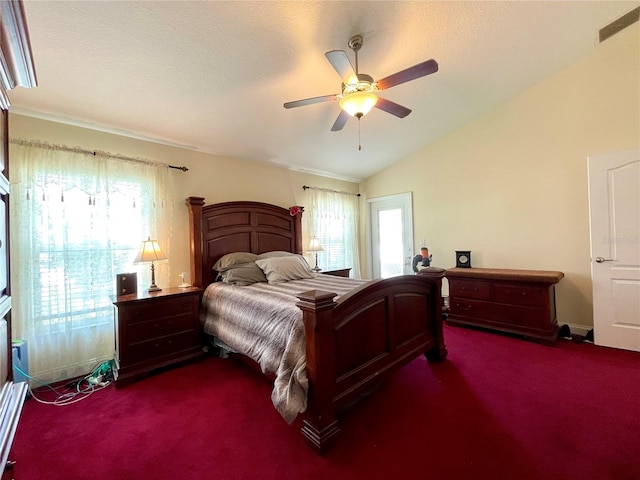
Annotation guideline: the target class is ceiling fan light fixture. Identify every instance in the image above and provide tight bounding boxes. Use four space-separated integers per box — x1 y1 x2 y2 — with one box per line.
339 91 378 117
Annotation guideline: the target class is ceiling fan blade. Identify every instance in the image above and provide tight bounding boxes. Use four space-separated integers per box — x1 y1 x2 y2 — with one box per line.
375 97 412 118
325 50 358 84
331 110 350 132
377 59 438 91
284 94 339 109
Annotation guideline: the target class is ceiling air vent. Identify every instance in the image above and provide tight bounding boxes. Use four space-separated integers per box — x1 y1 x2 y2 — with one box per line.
599 6 640 43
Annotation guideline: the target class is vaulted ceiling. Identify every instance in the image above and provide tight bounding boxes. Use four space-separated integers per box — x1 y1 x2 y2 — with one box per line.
8 1 637 181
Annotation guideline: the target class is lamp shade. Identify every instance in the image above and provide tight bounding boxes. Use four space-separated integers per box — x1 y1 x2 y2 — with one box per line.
308 238 324 252
339 91 378 117
133 237 168 264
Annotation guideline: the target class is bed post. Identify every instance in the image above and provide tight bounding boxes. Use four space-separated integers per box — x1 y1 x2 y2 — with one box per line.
292 209 303 255
296 290 340 452
418 267 448 361
186 196 205 288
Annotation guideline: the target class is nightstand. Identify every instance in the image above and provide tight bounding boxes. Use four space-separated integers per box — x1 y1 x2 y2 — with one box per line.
111 286 203 386
322 268 352 278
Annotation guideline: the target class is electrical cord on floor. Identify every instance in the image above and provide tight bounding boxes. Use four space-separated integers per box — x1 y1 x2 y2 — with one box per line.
13 360 114 406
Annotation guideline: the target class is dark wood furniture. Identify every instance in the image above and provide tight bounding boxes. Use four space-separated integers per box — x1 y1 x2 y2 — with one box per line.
446 267 564 341
187 197 446 452
0 2 37 478
111 287 203 386
322 268 351 278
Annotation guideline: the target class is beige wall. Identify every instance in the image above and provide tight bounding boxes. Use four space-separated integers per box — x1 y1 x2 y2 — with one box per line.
9 113 359 287
361 24 639 330
9 23 638 330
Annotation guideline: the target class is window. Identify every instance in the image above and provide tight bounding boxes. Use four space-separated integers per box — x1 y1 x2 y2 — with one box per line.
305 188 360 277
10 141 173 383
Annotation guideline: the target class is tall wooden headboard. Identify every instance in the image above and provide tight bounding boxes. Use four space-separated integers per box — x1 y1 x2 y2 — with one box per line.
186 198 303 287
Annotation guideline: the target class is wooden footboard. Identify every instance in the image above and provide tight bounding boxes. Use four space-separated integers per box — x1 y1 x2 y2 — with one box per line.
296 269 446 451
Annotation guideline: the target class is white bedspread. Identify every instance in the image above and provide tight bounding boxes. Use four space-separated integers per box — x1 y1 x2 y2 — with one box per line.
200 273 366 423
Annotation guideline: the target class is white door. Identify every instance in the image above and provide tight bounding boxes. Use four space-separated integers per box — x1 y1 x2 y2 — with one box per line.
587 150 640 352
369 193 413 278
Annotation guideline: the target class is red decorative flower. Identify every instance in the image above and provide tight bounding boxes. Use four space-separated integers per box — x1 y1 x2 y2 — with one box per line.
289 205 304 216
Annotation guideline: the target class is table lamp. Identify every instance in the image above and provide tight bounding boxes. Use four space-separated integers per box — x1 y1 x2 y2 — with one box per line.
308 238 324 272
134 237 168 292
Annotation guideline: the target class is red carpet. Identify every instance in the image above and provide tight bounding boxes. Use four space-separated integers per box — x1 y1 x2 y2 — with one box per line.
11 324 640 480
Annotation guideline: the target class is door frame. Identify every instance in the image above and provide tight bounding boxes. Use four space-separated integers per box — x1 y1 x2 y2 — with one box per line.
367 192 414 278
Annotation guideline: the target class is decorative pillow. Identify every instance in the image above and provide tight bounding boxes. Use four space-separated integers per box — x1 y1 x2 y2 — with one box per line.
219 262 267 286
255 255 314 284
213 252 258 271
256 251 296 259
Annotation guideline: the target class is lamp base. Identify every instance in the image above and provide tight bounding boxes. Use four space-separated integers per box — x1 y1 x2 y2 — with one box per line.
312 267 321 272
147 262 161 292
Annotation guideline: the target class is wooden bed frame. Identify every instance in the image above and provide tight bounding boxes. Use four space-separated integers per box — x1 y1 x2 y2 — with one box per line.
187 197 447 452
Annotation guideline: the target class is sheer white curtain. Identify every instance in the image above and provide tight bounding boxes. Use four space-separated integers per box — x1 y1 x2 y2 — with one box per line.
305 188 361 278
9 140 173 383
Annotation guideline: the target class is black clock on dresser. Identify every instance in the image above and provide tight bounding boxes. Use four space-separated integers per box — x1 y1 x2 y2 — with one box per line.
455 251 472 268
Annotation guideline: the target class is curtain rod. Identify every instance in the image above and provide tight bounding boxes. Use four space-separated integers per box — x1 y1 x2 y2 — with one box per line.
9 138 189 172
303 185 360 197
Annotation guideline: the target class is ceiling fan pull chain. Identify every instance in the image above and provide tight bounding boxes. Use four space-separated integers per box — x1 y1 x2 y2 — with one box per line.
358 117 362 151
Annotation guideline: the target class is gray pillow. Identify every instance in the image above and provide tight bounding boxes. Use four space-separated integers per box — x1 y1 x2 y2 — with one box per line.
255 255 314 284
256 251 296 259
213 252 258 271
219 262 267 286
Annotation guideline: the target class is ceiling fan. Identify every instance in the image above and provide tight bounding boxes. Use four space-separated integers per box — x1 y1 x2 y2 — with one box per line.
284 34 438 132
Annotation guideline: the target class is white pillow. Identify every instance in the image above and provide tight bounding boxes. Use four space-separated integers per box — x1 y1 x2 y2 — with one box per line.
255 255 314 284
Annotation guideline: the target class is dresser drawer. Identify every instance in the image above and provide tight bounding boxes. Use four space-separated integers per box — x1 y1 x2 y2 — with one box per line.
450 279 491 300
493 284 545 308
449 298 493 319
127 330 198 365
449 298 548 330
125 296 196 323
127 312 196 344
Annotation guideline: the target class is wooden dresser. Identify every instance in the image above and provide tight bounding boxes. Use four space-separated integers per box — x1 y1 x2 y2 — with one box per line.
446 268 564 341
112 287 203 386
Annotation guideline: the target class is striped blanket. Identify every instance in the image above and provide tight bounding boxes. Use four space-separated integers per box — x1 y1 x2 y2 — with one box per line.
200 273 366 423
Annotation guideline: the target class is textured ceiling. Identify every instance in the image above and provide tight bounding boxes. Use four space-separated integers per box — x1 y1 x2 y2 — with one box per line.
8 1 638 181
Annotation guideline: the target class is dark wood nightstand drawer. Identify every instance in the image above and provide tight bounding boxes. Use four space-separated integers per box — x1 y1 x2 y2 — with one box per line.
126 296 196 322
127 330 199 364
127 312 196 344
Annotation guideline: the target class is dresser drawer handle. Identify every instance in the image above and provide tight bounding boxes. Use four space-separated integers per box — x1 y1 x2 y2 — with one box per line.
153 321 172 329
455 303 471 311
